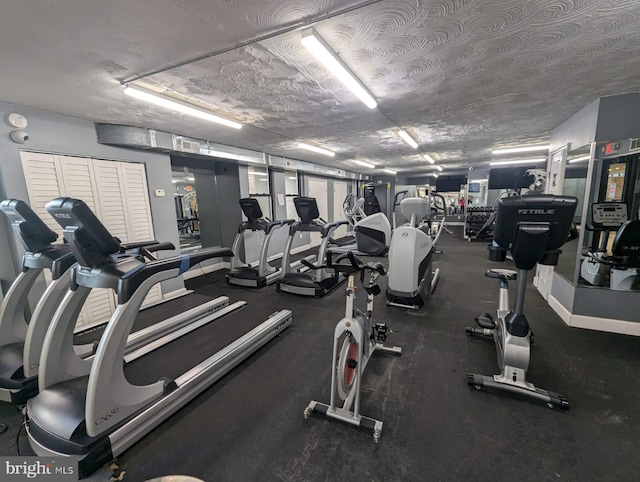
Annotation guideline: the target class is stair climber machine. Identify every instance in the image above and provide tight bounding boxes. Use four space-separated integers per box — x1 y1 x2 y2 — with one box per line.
303 251 401 442
0 200 235 406
466 194 577 409
580 202 640 290
276 196 348 297
329 193 392 256
25 198 292 477
226 198 316 287
386 197 444 310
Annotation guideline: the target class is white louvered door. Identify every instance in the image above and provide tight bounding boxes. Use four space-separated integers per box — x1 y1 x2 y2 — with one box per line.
20 152 162 326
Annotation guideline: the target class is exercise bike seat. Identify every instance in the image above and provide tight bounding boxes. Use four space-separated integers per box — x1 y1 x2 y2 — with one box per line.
485 269 518 281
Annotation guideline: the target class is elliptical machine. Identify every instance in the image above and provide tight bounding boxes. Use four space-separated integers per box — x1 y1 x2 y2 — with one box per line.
386 197 443 309
466 194 577 409
304 251 401 442
329 193 392 256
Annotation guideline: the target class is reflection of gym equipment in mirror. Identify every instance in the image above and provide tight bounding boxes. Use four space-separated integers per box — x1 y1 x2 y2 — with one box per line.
578 151 640 291
304 252 401 443
466 194 577 409
581 203 640 290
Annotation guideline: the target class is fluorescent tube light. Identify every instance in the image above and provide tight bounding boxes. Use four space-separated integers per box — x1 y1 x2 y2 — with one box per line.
297 142 336 157
398 130 418 149
383 168 397 175
301 28 377 109
431 173 439 178
123 85 242 129
435 165 443 171
492 145 549 155
489 158 547 166
355 160 375 168
568 155 590 164
289 176 298 180
422 154 436 164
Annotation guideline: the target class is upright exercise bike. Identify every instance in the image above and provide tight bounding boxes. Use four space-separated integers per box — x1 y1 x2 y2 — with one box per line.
304 252 401 442
466 194 577 409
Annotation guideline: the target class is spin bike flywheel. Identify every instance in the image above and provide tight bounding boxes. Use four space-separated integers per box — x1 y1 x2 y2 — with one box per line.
337 335 358 400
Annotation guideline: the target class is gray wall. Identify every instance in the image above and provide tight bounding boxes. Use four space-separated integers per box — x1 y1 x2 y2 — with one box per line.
550 98 599 152
596 93 640 141
0 101 184 295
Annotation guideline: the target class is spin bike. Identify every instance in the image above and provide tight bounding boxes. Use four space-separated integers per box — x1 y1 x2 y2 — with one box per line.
303 251 402 442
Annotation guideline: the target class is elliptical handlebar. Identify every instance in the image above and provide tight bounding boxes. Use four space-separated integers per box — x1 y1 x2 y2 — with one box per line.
300 250 385 276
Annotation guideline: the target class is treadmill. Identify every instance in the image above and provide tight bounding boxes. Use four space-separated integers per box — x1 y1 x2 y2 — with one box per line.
276 197 347 297
226 198 315 287
0 199 75 404
0 200 235 405
26 198 292 477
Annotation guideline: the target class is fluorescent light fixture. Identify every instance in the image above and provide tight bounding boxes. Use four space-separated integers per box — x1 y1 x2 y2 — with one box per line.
123 85 242 129
251 172 268 176
171 180 178 183
398 130 418 149
298 142 336 157
383 168 397 175
355 160 375 169
288 176 298 180
492 145 549 155
435 165 443 171
431 173 439 178
301 28 377 109
568 155 590 164
422 153 436 164
489 158 546 166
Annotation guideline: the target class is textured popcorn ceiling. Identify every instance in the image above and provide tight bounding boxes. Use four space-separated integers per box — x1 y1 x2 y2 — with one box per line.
1 0 640 175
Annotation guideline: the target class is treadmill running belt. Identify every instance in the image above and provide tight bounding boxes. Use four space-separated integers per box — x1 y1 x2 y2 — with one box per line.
74 293 214 344
124 305 266 385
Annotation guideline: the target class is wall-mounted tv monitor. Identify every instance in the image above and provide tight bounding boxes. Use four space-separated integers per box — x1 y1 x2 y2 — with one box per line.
488 167 536 190
436 176 467 193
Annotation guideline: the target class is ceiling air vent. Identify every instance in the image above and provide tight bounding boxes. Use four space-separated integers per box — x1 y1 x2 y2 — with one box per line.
173 136 201 153
630 138 640 152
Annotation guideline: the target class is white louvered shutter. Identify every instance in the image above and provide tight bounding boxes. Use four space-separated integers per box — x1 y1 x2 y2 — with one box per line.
57 156 117 326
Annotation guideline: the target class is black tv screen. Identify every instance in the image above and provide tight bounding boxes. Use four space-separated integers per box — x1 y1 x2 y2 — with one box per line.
488 167 536 190
436 176 467 193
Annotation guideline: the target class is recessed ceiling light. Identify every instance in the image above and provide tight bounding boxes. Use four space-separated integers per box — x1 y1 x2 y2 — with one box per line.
298 142 336 157
123 85 242 129
568 155 590 164
435 165 443 171
383 168 397 175
492 145 549 155
432 173 439 178
398 130 418 149
422 154 436 164
355 160 375 168
489 158 547 166
301 28 377 109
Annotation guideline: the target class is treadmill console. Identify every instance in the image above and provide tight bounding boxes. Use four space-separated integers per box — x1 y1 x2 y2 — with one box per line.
0 199 58 253
591 203 628 229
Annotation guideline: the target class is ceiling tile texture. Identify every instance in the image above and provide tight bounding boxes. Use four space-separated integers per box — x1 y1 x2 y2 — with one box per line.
1 0 639 174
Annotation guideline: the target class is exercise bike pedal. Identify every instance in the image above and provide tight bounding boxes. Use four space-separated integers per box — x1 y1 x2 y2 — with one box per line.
474 313 495 329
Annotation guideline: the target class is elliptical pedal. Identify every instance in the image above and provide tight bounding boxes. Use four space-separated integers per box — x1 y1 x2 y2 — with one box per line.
474 313 495 329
